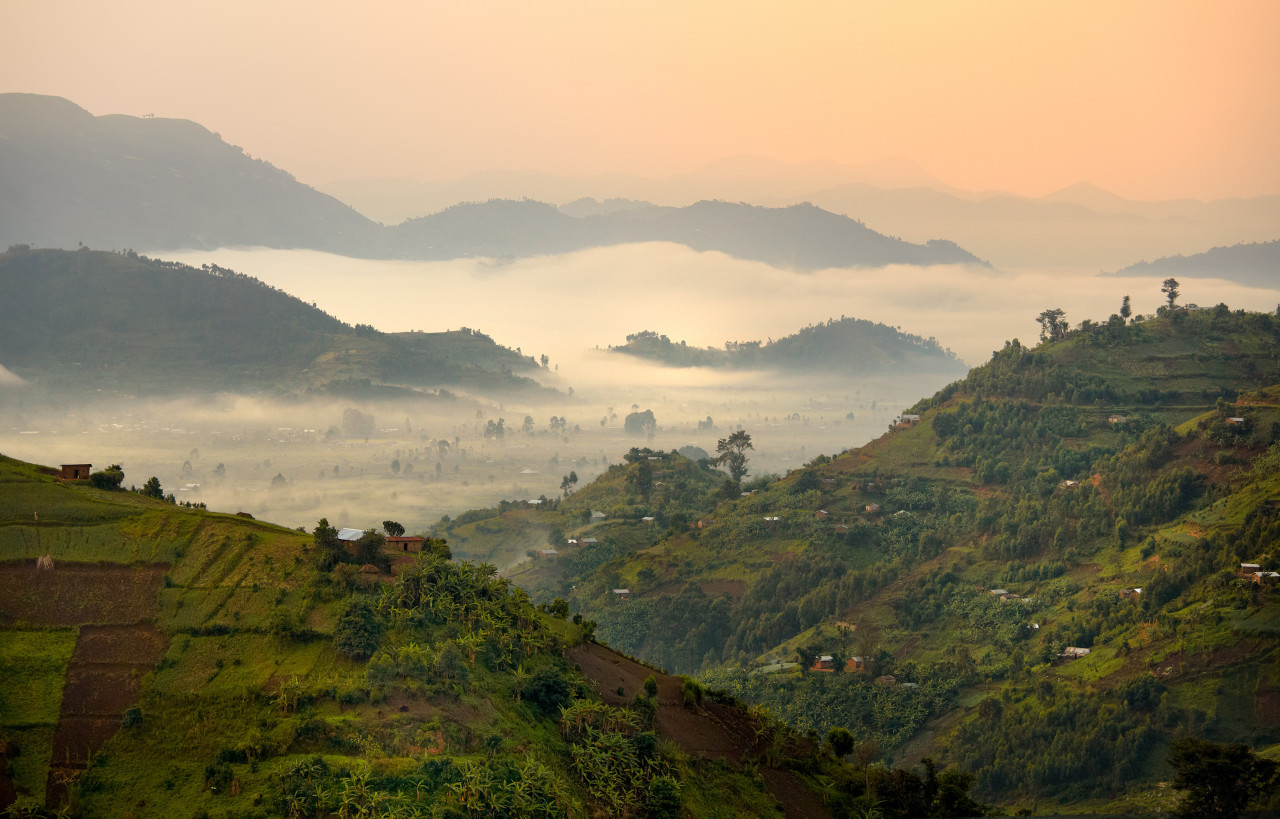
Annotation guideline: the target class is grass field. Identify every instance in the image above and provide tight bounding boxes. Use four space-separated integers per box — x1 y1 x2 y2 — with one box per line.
0 629 77 726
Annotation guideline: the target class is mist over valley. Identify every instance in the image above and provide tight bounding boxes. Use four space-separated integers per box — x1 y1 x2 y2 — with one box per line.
3 9 1280 812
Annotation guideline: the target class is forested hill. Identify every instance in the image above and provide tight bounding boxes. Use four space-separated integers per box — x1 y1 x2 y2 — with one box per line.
0 95 984 269
608 317 967 376
1111 238 1280 290
458 303 1280 814
0 246 544 396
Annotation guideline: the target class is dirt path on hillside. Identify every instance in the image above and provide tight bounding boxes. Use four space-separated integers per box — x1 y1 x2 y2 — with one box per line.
569 642 833 819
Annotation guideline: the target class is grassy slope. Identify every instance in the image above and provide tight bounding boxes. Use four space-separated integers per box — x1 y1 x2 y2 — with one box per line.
0 454 850 818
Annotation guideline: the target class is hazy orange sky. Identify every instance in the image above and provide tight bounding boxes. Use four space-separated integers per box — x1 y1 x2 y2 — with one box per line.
4 0 1279 200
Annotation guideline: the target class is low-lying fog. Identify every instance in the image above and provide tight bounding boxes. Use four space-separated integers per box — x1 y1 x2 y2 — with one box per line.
3 243 1277 562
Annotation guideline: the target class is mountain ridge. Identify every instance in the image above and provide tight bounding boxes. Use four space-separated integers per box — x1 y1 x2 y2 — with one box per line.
0 94 984 271
1110 238 1280 289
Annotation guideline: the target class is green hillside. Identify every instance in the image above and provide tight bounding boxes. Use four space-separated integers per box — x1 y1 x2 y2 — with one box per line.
2 454 976 818
0 246 544 396
609 317 967 377
461 304 1280 813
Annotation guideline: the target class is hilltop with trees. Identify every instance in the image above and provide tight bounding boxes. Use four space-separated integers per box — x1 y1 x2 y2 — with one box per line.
608 317 967 377
0 246 545 397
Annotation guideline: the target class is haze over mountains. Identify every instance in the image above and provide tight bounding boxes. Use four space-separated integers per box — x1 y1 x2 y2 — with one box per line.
325 166 1280 274
0 94 980 270
6 94 1276 280
1111 239 1280 289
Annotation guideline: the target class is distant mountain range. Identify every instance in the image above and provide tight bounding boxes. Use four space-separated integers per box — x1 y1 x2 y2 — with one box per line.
0 94 982 270
0 246 546 396
326 176 1280 276
609 318 968 377
1110 239 1280 289
387 199 982 269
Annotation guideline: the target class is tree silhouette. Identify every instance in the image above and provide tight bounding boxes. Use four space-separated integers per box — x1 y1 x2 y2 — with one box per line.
1036 308 1068 342
715 430 753 482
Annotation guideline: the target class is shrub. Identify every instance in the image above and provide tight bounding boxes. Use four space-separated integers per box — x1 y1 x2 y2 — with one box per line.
332 599 383 659
522 666 572 715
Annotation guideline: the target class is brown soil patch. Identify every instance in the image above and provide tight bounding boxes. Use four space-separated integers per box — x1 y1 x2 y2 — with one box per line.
699 580 747 599
60 665 147 714
0 742 15 807
0 564 172 809
895 635 922 659
72 624 167 665
1256 683 1280 723
0 562 167 626
570 642 832 819
46 622 170 807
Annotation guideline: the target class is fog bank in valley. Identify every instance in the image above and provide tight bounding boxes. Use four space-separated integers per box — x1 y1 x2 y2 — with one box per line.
3 243 1275 562
157 243 1280 367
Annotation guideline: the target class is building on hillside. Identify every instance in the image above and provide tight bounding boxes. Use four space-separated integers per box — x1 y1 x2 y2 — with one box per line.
899 414 921 425
999 592 1021 601
641 516 655 524
815 510 828 519
581 537 599 545
1058 647 1091 662
359 564 380 574
989 589 1009 597
1252 571 1280 585
835 523 850 533
875 674 897 686
1108 414 1127 424
845 656 864 672
1242 563 1263 577
812 655 836 671
1227 417 1247 425
865 503 880 514
695 519 713 529
612 588 631 600
527 499 543 507
1119 587 1142 600
591 511 607 520
386 536 424 553
337 528 363 543
59 464 91 480
538 549 559 559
